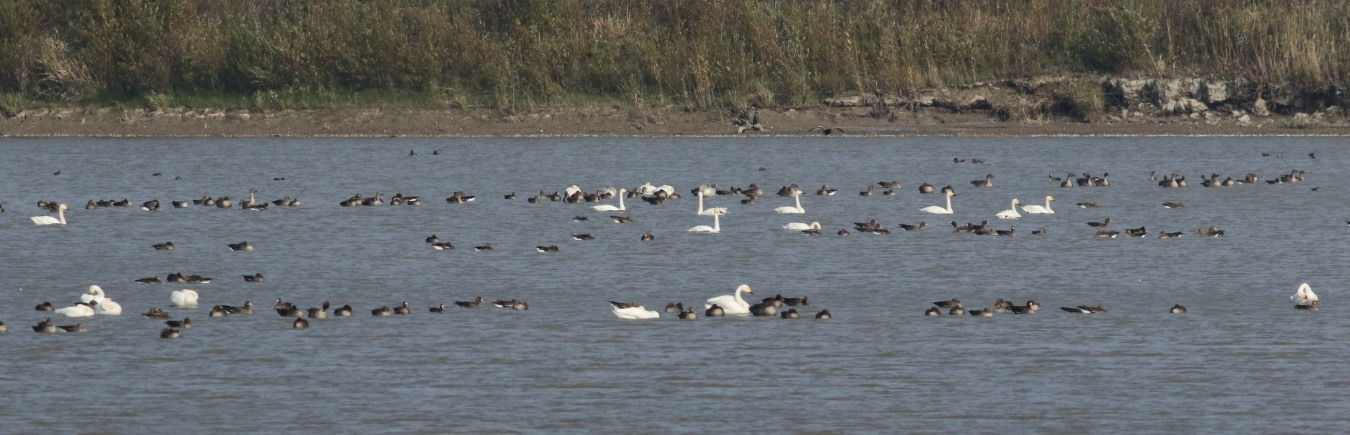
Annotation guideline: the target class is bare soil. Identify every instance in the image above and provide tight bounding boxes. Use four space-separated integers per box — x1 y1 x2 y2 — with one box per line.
2 104 1347 137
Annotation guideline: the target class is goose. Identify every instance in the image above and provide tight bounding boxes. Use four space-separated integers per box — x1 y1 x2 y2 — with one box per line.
1158 231 1183 239
898 222 926 231
924 307 942 316
1162 202 1185 208
427 303 446 313
136 276 163 284
995 199 1022 219
57 323 88 332
164 318 192 328
664 303 685 313
783 296 809 306
228 241 253 251
142 307 171 319
920 191 956 214
688 210 724 233
393 301 411 315
933 298 962 308
473 244 493 251
918 183 935 194
696 191 727 216
1021 196 1055 214
1077 202 1100 208
243 273 265 282
333 305 354 316
1087 218 1113 227
493 299 529 310
170 289 199 308
209 306 228 317
431 242 455 250
610 216 633 224
33 318 58 333
160 328 181 338
971 174 994 187
773 190 806 214
815 184 838 196
293 318 309 329
783 221 821 231
308 301 330 318
371 306 392 316
704 304 725 317
1292 282 1319 308
1170 304 1188 314
705 284 754 315
591 189 628 212
609 301 660 319
222 301 253 314
152 241 176 250
1031 227 1047 235
55 302 96 318
748 301 777 316
535 245 560 252
815 310 832 319
572 234 595 240
679 308 699 320
455 297 485 308
1124 227 1148 237
31 203 70 225
948 306 966 315
969 308 994 317
780 309 800 319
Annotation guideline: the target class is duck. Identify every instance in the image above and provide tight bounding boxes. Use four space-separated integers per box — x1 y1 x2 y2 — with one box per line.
164 318 192 328
160 328 181 338
1169 304 1188 314
455 297 485 308
609 301 660 319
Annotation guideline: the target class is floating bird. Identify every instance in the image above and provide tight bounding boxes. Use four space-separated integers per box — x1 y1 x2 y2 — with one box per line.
152 241 176 251
160 328 181 338
242 273 265 282
609 301 660 319
31 203 70 225
1170 304 1188 314
227 241 253 251
455 297 485 308
171 289 199 308
705 284 753 315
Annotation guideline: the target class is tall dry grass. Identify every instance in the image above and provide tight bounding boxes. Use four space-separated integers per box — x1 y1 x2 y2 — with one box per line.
0 0 1344 111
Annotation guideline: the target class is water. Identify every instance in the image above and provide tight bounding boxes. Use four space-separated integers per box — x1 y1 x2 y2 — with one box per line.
0 136 1346 433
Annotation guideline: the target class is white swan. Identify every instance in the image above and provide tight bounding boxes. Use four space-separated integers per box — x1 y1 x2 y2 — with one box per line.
591 188 627 212
171 289 200 308
31 203 70 225
1021 195 1055 214
56 302 96 318
95 298 122 316
80 285 107 304
697 191 727 216
1292 282 1319 305
688 210 724 233
705 284 754 315
783 221 822 231
996 199 1022 219
920 191 956 214
774 190 805 214
609 301 660 319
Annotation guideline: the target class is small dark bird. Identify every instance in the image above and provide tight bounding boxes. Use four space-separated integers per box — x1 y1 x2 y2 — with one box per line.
242 273 265 282
152 241 175 251
164 318 192 328
227 241 253 251
160 328 181 338
293 318 309 329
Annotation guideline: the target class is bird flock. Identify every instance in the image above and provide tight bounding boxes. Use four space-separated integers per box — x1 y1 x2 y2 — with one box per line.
7 149 1330 336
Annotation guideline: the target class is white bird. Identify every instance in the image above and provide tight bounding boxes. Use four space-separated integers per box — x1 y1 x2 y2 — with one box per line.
56 302 96 318
705 284 754 315
1021 195 1055 214
591 188 628 212
920 190 956 214
609 301 660 319
95 298 122 315
697 191 727 216
170 289 200 308
774 190 806 214
783 221 822 231
31 203 70 225
996 199 1022 219
80 285 108 304
1292 282 1319 305
688 209 724 233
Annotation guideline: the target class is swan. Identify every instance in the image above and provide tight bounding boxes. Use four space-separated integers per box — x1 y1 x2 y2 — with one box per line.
773 191 805 214
688 210 724 233
995 199 1022 219
55 302 96 318
170 289 199 308
705 284 754 315
1021 195 1055 214
783 221 822 231
1292 282 1319 306
609 301 660 319
591 188 628 212
31 203 70 225
920 191 956 214
95 298 122 315
697 191 727 216
80 285 107 304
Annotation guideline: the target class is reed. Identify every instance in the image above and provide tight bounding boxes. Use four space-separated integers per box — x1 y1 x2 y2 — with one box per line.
0 0 1344 111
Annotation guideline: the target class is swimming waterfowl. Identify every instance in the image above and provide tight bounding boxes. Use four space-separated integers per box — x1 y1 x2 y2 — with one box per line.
33 318 57 333
748 301 777 316
1087 218 1113 227
783 296 809 306
1124 227 1148 237
1292 282 1319 309
1031 227 1047 235
1170 304 1188 313
429 304 446 313
996 199 1022 219
152 241 175 251
393 301 411 315
705 304 725 317
948 306 967 315
815 184 838 196
333 305 354 316
920 191 956 214
473 244 494 251
640 233 655 241
969 308 993 317
142 307 171 319
308 301 330 318
815 310 832 319
773 190 806 214
1009 301 1040 314
572 234 595 241
31 203 70 225
1021 196 1055 214
455 297 485 308
971 174 994 187
664 303 684 313
243 273 265 282
170 289 199 308
679 308 699 320
209 306 228 317
610 216 633 224
898 222 926 231
918 183 935 194
780 309 800 319
591 188 627 211
925 307 942 316
933 299 962 308
1094 230 1119 238
859 185 876 196
431 242 455 250
227 241 253 252
492 299 528 310
57 323 88 332
135 276 163 284
609 301 660 319
1076 202 1099 208
164 318 192 328
1060 305 1107 313
55 302 96 318
293 318 309 329
689 209 725 233
371 306 392 316
784 221 822 231
1158 231 1183 239
160 328 181 338
705 284 753 315
1162 202 1185 208
221 301 253 314
535 245 561 252
35 301 55 311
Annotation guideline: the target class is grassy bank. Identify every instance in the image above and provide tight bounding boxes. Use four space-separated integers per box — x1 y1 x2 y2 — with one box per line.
1 0 1347 116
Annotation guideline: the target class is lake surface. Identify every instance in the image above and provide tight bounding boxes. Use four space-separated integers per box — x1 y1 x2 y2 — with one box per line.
0 135 1346 433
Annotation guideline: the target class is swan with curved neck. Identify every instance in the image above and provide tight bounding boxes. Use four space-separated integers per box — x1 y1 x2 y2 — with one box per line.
31 204 69 225
920 191 956 214
1293 282 1319 305
1021 195 1055 214
688 210 723 233
705 284 754 315
591 189 627 212
697 191 727 216
774 190 805 214
80 285 107 304
996 199 1022 219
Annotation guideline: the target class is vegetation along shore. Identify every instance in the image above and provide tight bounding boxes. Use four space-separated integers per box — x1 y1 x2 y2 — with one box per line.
1 0 1347 137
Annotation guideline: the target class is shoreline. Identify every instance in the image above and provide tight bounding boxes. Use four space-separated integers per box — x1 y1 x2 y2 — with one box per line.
2 105 1348 138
